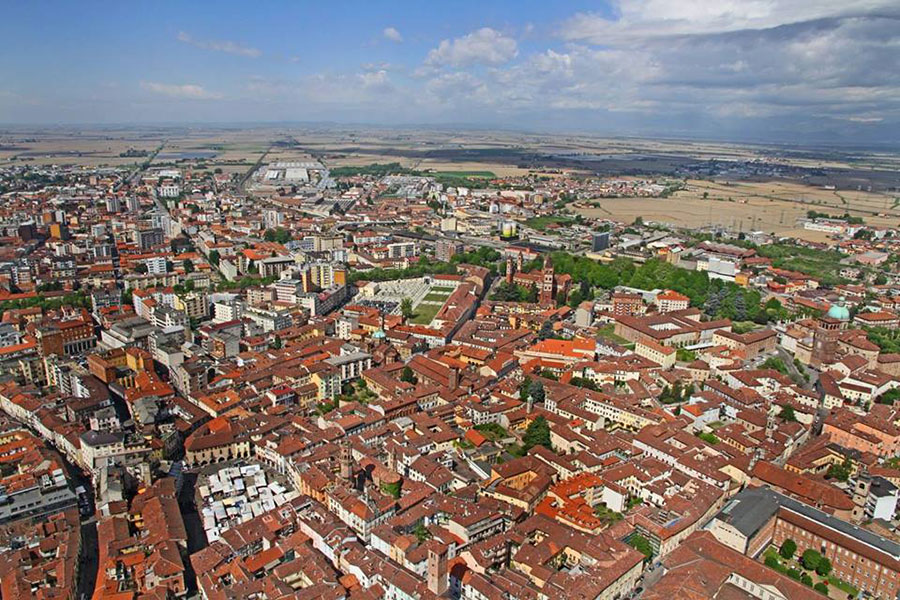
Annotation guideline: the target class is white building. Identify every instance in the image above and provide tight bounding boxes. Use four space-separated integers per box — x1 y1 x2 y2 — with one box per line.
145 256 167 275
158 183 181 198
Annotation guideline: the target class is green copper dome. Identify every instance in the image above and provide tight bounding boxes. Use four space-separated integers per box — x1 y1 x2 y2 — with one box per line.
827 297 850 321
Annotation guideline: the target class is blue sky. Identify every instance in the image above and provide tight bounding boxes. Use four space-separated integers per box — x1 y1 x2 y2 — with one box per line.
2 0 899 144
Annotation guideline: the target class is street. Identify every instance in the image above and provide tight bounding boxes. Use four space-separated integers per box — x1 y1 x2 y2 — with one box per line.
57 448 98 600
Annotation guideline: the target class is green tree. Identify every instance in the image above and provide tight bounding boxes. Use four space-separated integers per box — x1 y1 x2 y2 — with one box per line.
813 582 829 594
400 366 417 384
801 549 822 572
522 416 551 451
530 380 545 405
183 258 194 274
875 273 888 285
779 538 797 560
537 320 554 340
413 522 431 543
764 297 789 321
778 404 797 422
400 297 414 319
264 228 291 243
762 357 789 375
569 377 599 391
816 557 832 577
519 377 531 402
628 533 653 559
208 250 220 266
271 335 282 350
801 573 814 586
878 388 900 405
826 456 852 482
567 288 584 308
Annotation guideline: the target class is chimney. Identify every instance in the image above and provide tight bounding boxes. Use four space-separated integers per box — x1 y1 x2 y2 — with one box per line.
427 548 448 596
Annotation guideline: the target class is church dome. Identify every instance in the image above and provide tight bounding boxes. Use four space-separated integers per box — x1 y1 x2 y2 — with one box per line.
827 297 850 321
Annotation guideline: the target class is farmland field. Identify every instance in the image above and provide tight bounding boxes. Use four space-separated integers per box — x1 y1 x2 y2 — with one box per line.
575 179 900 239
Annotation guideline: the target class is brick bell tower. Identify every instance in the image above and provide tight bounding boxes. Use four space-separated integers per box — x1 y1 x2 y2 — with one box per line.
540 255 555 305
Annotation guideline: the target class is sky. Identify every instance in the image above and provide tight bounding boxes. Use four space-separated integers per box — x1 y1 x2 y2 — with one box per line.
1 0 899 144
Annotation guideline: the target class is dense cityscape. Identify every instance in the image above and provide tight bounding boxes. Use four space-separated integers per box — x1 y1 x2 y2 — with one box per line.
3 1 900 599
0 133 899 600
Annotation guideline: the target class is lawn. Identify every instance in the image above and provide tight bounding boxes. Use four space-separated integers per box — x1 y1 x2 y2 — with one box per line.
525 215 577 231
731 321 758 334
762 546 857 598
410 302 442 325
827 575 858 596
597 323 630 345
423 290 453 302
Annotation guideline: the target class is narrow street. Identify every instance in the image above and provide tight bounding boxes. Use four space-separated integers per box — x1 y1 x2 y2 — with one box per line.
77 518 98 600
178 470 208 596
58 449 98 600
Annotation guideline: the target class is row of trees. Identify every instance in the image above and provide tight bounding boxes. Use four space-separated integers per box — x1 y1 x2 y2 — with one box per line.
547 254 771 323
866 326 900 354
0 291 91 312
347 255 459 283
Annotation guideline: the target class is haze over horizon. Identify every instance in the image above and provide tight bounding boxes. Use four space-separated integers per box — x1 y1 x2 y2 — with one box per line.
2 0 899 144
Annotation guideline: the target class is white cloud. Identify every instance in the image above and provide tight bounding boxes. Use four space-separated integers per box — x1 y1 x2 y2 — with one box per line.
140 81 221 100
560 0 899 42
120 6 900 139
358 69 394 93
383 27 403 42
426 27 518 67
177 31 261 58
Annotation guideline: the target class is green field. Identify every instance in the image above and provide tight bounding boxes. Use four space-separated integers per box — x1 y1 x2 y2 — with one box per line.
435 170 496 178
597 323 629 345
411 302 442 325
423 293 450 302
525 215 577 231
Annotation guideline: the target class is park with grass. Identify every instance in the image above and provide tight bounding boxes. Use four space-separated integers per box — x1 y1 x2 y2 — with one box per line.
763 539 858 598
399 285 457 326
409 302 442 325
